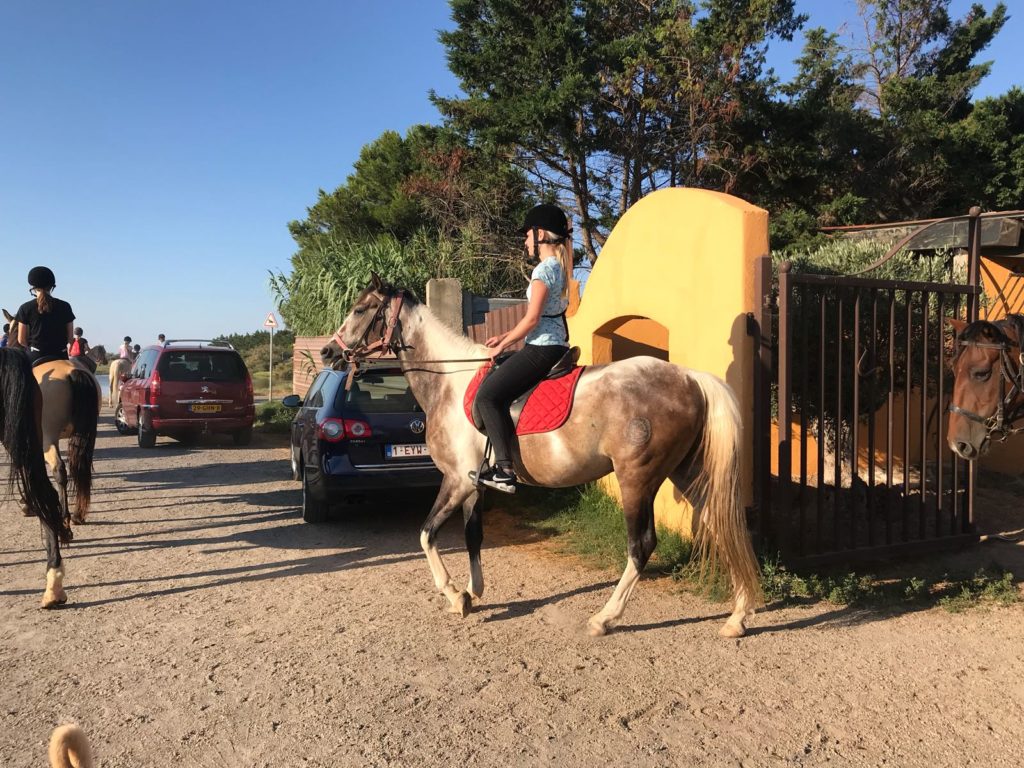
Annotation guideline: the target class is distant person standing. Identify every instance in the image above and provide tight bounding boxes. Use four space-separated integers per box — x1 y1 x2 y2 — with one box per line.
157 333 166 345
132 344 141 359
118 336 133 361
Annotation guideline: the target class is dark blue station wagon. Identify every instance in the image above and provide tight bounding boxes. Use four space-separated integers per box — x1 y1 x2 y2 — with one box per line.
283 363 441 522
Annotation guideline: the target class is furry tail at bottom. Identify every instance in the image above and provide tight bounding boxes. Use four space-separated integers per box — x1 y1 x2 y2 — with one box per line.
48 724 93 768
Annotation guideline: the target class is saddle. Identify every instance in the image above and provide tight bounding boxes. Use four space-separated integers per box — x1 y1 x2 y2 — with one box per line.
464 347 585 436
31 353 68 369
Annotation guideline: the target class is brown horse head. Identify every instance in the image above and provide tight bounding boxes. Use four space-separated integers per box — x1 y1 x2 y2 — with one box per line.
320 274 416 368
946 315 1024 460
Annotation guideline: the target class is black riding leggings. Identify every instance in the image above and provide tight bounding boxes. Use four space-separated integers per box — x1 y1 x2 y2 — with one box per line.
477 343 568 467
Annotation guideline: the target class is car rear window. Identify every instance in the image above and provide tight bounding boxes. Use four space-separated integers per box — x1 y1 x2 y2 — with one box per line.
158 351 246 382
335 369 420 413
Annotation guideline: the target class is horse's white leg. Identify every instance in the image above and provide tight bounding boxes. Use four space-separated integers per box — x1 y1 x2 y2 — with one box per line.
720 583 755 638
588 559 642 636
463 491 484 599
588 486 656 636
40 520 67 608
420 479 475 616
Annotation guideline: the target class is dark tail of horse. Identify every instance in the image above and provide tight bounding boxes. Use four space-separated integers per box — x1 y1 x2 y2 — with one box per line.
676 371 762 609
67 369 99 518
0 349 71 543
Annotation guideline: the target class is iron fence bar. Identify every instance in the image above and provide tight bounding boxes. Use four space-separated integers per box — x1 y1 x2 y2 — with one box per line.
834 289 844 552
903 291 912 543
799 284 809 553
851 291 861 550
868 289 878 548
752 255 774 549
790 273 984 294
817 290 827 556
778 262 793 550
919 290 929 540
936 292 945 537
886 289 896 547
951 293 961 535
967 206 982 323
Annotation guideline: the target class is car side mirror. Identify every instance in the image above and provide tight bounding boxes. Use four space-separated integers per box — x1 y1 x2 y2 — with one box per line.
281 394 302 408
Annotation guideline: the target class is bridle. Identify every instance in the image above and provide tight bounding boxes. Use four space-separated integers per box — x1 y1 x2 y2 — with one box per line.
329 289 493 390
331 292 408 363
949 324 1024 443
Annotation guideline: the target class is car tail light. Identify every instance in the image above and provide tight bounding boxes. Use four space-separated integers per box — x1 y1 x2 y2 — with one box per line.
344 419 372 438
318 418 346 442
148 369 162 402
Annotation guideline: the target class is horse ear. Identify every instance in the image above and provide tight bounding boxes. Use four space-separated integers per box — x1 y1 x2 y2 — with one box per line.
2 308 12 323
369 272 384 291
945 317 968 336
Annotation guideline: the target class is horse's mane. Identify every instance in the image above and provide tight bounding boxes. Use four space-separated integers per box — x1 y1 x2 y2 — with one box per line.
408 298 489 359
959 313 1024 347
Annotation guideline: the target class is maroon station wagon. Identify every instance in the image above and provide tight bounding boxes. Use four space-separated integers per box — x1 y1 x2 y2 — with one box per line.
115 340 255 448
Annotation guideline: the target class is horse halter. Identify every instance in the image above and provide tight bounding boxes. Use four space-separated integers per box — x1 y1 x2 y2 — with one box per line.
331 292 407 363
949 334 1024 443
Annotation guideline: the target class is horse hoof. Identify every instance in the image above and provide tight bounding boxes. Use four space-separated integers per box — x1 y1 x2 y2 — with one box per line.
71 513 86 525
719 621 746 638
22 506 34 517
587 618 608 637
41 593 67 609
449 591 472 617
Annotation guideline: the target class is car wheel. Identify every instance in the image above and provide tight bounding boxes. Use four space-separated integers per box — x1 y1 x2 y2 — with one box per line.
232 427 253 446
302 465 330 523
114 402 135 435
137 411 156 448
290 447 301 481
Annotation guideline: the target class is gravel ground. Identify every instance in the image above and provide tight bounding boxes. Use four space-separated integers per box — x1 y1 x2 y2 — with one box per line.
2 411 1024 767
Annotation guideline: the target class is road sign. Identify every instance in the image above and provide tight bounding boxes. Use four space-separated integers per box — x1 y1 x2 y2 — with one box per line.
264 312 278 328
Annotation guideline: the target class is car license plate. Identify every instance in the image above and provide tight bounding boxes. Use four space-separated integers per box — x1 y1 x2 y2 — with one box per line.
386 443 430 459
191 404 221 413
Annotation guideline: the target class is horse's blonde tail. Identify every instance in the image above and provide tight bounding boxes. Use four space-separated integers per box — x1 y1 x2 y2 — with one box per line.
684 371 762 609
48 724 93 768
67 370 99 518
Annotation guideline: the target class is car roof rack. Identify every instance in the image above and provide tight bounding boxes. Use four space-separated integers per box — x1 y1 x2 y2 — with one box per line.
162 339 235 350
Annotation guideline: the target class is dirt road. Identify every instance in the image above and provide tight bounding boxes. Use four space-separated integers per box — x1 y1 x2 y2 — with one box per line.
2 412 1024 767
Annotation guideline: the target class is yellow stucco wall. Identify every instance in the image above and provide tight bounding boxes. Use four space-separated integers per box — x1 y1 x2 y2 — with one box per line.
568 187 768 535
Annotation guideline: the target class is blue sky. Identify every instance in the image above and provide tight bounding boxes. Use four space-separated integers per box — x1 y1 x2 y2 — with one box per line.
1 1 1019 350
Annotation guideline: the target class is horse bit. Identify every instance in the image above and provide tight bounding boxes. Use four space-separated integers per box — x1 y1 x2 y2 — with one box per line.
949 335 1024 443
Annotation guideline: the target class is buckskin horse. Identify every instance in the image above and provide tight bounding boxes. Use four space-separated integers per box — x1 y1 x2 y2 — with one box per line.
0 348 74 607
321 276 762 637
3 310 101 526
947 314 1024 460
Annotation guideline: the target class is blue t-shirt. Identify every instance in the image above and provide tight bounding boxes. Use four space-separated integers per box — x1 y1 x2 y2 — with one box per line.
525 258 569 346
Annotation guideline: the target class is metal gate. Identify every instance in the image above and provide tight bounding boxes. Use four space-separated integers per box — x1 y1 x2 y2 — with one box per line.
750 214 987 565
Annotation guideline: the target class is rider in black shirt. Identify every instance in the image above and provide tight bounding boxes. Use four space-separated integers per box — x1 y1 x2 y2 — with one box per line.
15 266 76 365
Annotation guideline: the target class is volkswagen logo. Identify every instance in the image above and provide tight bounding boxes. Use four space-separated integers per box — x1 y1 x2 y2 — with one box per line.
201 385 210 394
409 418 425 434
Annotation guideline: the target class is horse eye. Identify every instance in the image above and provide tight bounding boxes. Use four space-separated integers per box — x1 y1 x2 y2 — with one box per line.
971 368 992 382
354 307 367 316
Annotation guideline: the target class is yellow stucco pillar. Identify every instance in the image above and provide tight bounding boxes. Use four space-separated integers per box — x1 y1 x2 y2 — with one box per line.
568 188 769 535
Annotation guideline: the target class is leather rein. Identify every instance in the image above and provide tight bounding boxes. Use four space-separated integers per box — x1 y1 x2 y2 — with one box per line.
949 330 1024 443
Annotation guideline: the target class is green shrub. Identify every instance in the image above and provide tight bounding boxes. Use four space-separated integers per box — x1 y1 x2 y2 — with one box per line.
254 400 293 434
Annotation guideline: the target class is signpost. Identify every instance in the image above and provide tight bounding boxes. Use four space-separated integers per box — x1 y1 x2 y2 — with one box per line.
264 312 278 402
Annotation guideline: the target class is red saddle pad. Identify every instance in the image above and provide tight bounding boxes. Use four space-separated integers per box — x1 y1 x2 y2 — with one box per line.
464 364 586 436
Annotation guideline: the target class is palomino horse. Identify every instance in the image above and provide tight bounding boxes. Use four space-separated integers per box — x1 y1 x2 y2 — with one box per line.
0 348 74 607
108 356 131 407
3 311 101 525
322 276 762 637
947 314 1024 460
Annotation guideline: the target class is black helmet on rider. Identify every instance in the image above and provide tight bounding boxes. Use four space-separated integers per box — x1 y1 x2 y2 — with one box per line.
27 266 56 289
74 327 84 336
520 204 570 241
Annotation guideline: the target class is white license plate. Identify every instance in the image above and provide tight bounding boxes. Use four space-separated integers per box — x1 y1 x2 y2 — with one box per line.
386 443 430 459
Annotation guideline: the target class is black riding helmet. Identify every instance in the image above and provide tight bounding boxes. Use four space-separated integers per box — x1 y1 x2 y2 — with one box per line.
27 266 56 289
520 204 571 241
